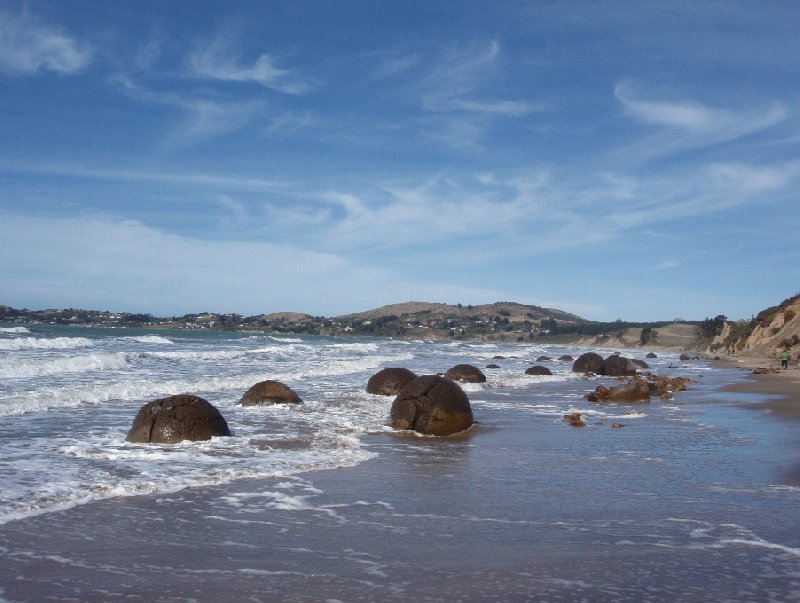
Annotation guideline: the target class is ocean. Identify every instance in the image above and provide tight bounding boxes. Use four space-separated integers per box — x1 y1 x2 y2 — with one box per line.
0 325 798 602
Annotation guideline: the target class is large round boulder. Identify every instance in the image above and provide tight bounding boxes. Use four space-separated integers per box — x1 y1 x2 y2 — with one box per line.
390 375 474 436
240 380 302 405
126 394 231 444
525 365 552 376
572 352 604 374
367 367 418 396
603 354 637 377
444 363 486 383
646 352 658 359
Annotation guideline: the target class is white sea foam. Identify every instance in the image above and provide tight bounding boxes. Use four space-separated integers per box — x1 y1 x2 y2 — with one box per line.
0 326 30 334
0 336 95 350
122 335 173 344
0 351 132 379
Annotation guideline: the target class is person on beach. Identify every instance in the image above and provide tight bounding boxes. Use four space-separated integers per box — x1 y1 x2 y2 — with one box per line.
780 349 790 369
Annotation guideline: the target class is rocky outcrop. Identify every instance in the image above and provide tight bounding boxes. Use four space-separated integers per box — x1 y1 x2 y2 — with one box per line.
444 364 486 383
525 365 552 376
390 375 474 436
240 380 302 405
367 367 418 396
127 394 231 444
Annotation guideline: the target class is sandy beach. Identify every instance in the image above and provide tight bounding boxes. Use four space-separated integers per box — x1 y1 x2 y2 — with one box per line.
714 353 800 418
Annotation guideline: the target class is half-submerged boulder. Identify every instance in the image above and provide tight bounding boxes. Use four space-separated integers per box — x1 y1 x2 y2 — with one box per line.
390 375 474 436
572 352 604 374
444 363 486 383
646 352 658 359
127 394 231 444
588 380 650 403
558 355 574 362
367 367 418 396
525 365 553 376
240 380 302 405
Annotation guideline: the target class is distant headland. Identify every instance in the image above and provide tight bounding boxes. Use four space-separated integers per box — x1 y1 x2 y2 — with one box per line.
0 301 703 347
3 295 798 355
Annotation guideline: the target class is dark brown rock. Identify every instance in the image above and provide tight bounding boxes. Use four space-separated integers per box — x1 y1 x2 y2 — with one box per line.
558 355 574 362
126 394 231 444
367 367 418 396
389 375 474 436
536 355 552 362
525 365 552 376
646 352 658 359
485 364 501 369
603 354 637 376
444 363 486 383
240 380 302 405
572 352 604 374
633 359 649 369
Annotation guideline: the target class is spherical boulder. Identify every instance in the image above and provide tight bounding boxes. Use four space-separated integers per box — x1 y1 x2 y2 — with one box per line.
444 363 486 383
558 355 574 362
646 352 658 359
240 380 302 405
367 367 418 396
536 355 552 362
603 354 637 377
126 394 231 444
525 365 552 376
390 375 474 436
572 352 604 374
485 363 501 369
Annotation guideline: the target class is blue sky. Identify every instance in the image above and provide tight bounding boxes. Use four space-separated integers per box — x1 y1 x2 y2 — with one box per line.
1 1 798 321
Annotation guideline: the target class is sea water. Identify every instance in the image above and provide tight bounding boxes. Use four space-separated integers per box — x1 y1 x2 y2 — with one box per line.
0 324 798 601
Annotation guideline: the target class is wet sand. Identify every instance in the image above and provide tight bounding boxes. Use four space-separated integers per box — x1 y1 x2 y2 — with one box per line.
714 354 800 418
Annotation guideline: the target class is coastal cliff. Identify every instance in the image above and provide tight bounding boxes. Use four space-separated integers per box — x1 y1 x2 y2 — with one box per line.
710 293 800 358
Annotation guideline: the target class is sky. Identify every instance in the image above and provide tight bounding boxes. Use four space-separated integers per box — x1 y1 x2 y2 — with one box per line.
1 1 799 321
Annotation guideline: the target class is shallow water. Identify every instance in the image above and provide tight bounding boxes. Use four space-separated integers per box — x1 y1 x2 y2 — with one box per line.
0 326 798 601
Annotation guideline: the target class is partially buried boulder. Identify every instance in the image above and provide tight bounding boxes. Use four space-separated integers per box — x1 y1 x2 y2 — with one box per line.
572 352 605 374
240 380 302 405
444 363 486 383
558 355 574 362
525 365 552 376
127 394 231 444
390 375 474 436
367 367 418 396
646 352 658 359
608 380 651 403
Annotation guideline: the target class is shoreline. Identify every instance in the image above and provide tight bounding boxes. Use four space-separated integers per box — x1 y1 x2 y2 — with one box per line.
712 353 800 419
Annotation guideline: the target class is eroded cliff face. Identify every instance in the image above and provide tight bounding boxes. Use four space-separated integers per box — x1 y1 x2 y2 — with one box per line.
712 294 800 357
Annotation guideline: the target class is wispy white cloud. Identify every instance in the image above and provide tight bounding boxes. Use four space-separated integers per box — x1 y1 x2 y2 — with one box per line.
113 74 266 145
399 41 543 150
0 7 92 74
614 80 786 159
188 35 309 94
